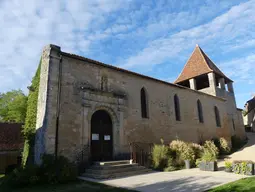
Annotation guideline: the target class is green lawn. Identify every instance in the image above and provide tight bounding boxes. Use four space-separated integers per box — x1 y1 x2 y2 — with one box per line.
0 175 136 192
208 177 255 192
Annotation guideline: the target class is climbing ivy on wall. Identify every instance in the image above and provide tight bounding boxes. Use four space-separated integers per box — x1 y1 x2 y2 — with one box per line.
22 58 41 166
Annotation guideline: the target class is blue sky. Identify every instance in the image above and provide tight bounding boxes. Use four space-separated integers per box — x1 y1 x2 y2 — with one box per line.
0 0 254 108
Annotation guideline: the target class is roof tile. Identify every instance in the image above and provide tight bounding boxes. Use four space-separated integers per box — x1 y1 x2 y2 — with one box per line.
175 45 232 83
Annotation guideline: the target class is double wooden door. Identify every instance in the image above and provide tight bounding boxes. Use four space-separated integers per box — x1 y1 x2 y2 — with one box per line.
91 110 113 161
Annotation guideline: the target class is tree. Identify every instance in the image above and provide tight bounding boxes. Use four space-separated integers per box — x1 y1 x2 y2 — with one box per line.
0 89 28 123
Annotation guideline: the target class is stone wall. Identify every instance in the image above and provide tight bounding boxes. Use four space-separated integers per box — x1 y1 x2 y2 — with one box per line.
35 45 246 162
55 54 234 161
34 45 61 164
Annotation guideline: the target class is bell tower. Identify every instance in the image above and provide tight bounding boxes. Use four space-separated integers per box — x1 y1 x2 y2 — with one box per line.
174 44 235 101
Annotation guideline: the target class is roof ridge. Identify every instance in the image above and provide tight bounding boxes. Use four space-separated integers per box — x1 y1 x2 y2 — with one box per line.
196 45 213 72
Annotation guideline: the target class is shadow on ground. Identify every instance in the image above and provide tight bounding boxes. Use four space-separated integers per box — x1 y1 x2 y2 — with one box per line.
126 176 223 192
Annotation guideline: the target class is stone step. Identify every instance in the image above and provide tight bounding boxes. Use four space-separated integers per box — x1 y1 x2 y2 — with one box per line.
93 160 131 166
90 163 139 170
82 167 152 180
85 165 145 175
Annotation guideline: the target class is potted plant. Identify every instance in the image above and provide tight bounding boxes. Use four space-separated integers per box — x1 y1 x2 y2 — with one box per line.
233 161 242 174
224 160 233 172
180 146 195 169
243 161 254 175
199 150 218 171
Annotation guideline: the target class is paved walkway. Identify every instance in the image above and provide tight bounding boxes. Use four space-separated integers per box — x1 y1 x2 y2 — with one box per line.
80 168 249 192
80 133 255 192
218 132 255 167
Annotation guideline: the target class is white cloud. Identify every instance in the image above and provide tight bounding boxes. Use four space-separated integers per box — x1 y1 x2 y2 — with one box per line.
219 54 255 85
0 0 254 100
0 0 130 93
121 0 255 69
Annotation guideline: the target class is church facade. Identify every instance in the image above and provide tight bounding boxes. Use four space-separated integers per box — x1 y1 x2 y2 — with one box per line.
34 44 246 164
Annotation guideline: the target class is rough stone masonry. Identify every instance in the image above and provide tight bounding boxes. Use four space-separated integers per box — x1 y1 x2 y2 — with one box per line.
34 44 246 165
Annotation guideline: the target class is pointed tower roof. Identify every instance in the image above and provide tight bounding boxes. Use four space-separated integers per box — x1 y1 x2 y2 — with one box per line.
174 45 232 84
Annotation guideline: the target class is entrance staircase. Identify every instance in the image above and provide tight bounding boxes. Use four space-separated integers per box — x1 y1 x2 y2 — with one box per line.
81 160 153 180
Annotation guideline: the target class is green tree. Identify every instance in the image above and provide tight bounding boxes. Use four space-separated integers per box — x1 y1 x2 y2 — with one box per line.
0 90 28 123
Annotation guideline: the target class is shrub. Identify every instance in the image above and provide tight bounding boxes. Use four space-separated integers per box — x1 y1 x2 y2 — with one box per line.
164 165 178 172
190 143 204 159
195 158 202 167
219 137 231 154
5 164 19 175
39 154 78 184
1 164 40 188
151 143 170 170
201 150 217 162
212 138 221 150
169 139 187 152
224 160 232 169
203 140 219 158
180 145 195 163
0 154 78 188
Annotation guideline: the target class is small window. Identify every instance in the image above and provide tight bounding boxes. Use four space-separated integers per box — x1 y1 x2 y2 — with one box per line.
174 94 181 121
141 87 148 118
197 100 204 123
214 106 221 127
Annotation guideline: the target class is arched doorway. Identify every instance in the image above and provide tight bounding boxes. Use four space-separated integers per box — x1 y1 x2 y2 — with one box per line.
91 110 113 161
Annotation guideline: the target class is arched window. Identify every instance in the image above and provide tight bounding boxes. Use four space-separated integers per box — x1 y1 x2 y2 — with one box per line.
232 118 235 130
214 106 221 127
141 87 148 118
197 100 204 123
174 94 181 121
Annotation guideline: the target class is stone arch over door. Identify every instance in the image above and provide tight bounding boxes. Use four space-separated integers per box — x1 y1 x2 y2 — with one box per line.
87 105 120 160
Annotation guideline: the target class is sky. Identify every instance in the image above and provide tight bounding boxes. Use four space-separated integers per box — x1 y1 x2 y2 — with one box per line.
0 0 254 108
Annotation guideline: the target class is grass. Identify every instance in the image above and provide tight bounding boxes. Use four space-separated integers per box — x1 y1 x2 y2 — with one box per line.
208 177 255 192
0 176 137 192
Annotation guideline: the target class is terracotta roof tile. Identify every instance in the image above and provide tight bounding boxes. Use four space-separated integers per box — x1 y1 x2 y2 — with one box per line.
175 45 232 83
0 123 24 151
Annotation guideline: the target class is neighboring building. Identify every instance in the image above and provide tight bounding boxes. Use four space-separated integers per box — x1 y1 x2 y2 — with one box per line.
243 96 255 131
34 44 246 165
0 123 23 173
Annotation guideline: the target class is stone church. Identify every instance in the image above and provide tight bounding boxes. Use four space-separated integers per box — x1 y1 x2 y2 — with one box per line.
34 44 246 164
